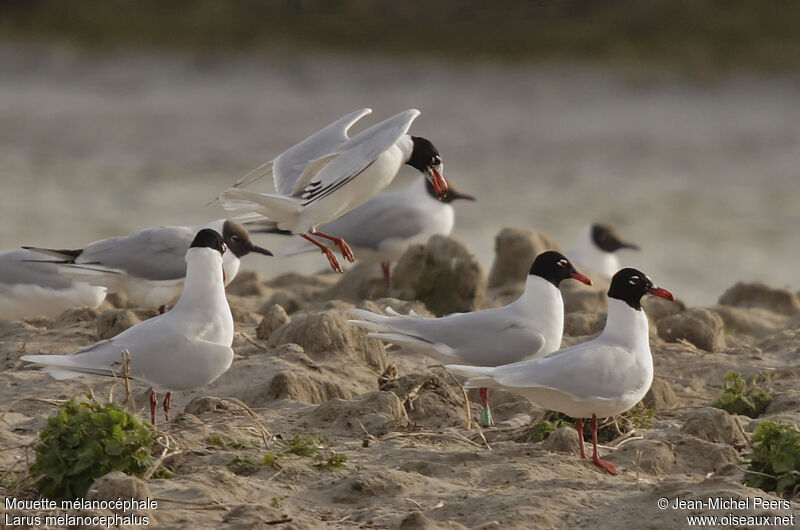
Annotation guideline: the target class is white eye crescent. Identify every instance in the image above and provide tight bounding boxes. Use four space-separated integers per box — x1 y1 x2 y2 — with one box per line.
221 243 228 253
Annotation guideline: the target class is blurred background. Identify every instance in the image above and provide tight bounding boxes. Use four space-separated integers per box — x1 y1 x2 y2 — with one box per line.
1 0 799 305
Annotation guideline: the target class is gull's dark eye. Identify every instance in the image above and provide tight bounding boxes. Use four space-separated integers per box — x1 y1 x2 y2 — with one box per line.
431 156 441 166
628 275 640 285
557 259 568 267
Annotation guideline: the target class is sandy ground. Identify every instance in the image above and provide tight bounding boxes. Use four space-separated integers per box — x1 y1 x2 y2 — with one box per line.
1 231 799 529
1 45 800 306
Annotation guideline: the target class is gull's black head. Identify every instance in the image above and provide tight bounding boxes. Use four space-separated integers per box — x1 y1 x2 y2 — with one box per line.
407 136 448 200
423 178 476 203
222 220 273 258
529 251 592 287
190 229 227 255
608 267 675 310
592 223 640 253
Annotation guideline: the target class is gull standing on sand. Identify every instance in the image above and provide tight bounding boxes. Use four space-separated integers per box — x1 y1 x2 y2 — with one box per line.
21 229 239 424
0 250 107 321
567 223 639 278
218 108 449 273
446 267 675 474
254 176 475 286
24 219 272 311
349 251 592 426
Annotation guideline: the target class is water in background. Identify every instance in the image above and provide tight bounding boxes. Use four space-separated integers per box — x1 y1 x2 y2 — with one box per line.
1 47 798 307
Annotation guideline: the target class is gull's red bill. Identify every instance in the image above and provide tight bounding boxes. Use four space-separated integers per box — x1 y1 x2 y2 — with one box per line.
429 168 449 200
571 272 593 286
648 287 675 301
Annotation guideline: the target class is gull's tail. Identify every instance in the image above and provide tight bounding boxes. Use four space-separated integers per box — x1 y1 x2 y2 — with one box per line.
348 307 457 358
443 364 499 389
21 246 82 263
20 354 115 380
218 189 302 228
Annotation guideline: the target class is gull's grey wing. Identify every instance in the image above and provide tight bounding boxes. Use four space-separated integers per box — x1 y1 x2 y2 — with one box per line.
77 226 195 281
270 108 372 196
0 250 73 290
365 306 548 365
295 109 420 204
489 341 640 400
316 192 427 250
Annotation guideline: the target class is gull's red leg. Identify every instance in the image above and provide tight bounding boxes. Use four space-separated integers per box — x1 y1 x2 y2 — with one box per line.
312 230 355 262
163 392 172 422
150 391 158 425
576 418 586 459
591 414 617 475
301 233 343 272
381 262 392 288
479 387 494 427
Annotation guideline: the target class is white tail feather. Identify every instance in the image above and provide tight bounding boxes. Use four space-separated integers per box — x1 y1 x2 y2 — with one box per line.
219 189 302 226
444 364 498 388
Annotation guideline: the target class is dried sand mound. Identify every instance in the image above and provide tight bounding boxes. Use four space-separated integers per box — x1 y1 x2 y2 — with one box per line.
657 308 726 352
719 282 800 315
323 262 389 303
392 235 486 316
681 407 748 449
308 390 408 436
488 227 563 288
379 373 470 428
266 309 387 371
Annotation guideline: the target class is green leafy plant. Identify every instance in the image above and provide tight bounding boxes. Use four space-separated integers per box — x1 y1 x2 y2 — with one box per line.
30 396 156 500
528 417 572 443
712 371 773 418
227 455 261 476
530 406 656 444
208 434 259 450
261 453 282 468
317 452 348 470
276 434 323 458
272 434 347 470
744 421 800 497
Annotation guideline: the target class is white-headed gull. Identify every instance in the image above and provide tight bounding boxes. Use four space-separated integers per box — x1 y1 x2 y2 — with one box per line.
218 108 449 272
21 228 236 424
446 267 675 474
253 176 474 286
24 219 271 311
567 223 639 279
0 249 107 321
349 251 592 426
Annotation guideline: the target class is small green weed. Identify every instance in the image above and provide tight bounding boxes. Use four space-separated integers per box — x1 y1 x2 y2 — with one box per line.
276 434 323 458
261 453 282 468
208 434 259 450
317 452 348 470
530 406 656 444
29 396 156 500
744 421 800 498
712 371 772 418
227 455 261 476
